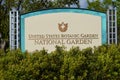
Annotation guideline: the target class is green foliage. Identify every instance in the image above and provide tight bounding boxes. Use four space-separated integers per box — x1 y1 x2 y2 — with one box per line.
87 0 118 12
0 0 80 41
115 0 120 43
0 45 120 79
87 0 120 43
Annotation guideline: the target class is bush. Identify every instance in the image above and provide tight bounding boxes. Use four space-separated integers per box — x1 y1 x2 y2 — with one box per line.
0 44 120 80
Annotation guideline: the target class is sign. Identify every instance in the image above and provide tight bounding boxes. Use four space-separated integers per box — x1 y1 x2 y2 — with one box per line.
21 9 106 52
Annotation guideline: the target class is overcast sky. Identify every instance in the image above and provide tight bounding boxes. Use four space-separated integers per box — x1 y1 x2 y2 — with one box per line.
70 0 88 8
80 0 88 8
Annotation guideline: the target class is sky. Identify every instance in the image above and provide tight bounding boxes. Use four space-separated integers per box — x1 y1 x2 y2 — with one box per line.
70 0 88 8
79 0 104 8
80 0 88 8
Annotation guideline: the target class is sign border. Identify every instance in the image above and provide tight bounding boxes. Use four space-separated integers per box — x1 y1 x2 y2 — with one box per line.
20 8 106 52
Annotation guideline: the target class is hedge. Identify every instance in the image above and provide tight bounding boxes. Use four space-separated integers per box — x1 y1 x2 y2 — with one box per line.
0 44 120 80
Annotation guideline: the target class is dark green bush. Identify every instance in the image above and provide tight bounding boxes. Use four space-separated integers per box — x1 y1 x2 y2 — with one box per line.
0 44 120 80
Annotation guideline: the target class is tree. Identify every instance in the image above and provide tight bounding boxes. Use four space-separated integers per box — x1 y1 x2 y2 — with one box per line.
0 0 16 49
87 0 113 12
87 0 120 43
0 0 80 50
115 0 120 43
20 0 80 13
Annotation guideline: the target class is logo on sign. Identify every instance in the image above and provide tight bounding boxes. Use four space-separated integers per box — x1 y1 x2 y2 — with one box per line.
58 22 68 32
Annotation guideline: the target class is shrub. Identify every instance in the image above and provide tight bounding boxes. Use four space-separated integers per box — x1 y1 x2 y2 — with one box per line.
0 44 120 80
